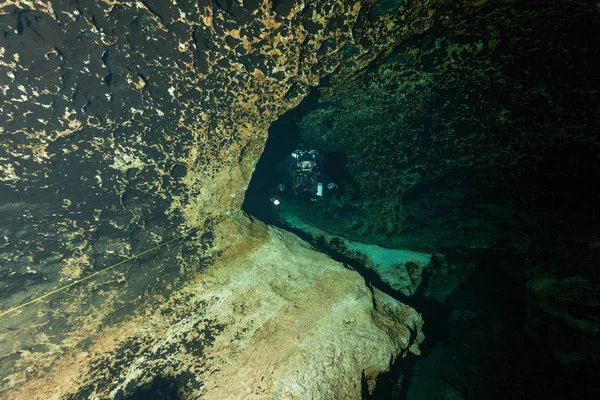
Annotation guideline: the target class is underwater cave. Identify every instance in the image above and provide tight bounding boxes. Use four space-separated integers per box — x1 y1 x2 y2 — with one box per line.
242 0 600 397
1 0 599 399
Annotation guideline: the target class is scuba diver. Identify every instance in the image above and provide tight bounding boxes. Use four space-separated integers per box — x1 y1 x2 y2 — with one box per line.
270 150 337 206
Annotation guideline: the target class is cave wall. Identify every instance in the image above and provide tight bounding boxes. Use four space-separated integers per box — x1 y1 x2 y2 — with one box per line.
297 0 600 238
0 0 453 394
293 0 600 368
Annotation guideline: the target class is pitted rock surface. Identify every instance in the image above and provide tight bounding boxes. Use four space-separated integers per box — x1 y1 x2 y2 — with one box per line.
5 219 423 399
296 0 600 239
1 0 439 397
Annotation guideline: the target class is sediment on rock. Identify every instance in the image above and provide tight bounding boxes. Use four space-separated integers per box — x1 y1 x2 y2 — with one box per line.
0 1 440 395
280 211 433 297
3 216 423 399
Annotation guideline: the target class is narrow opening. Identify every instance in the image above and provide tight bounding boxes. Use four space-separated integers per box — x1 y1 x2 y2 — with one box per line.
243 90 320 224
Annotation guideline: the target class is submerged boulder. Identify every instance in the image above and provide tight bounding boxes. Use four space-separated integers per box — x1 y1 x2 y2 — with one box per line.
345 242 431 296
3 217 424 399
280 211 432 296
526 274 600 364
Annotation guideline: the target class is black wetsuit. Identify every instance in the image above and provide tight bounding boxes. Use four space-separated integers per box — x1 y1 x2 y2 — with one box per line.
276 154 335 202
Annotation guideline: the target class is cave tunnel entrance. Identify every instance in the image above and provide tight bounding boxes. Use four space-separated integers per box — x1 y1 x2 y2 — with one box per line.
242 89 345 225
241 101 302 224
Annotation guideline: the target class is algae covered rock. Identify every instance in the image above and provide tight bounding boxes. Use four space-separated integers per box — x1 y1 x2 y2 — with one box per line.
344 242 431 296
526 274 600 363
295 0 600 242
4 218 424 399
0 1 442 396
280 211 432 296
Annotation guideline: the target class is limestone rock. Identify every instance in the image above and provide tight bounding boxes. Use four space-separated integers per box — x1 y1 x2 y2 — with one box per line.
0 2 440 389
345 242 431 296
423 254 478 306
526 275 600 363
0 1 441 394
3 217 423 399
0 0 442 317
294 0 599 242
280 211 432 296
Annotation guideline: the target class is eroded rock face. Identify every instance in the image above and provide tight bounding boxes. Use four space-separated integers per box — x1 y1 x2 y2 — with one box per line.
280 210 432 296
295 0 600 239
1 1 439 396
5 218 423 399
289 0 600 367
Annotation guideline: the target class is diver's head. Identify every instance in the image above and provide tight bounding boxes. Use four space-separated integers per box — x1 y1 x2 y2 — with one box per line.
298 152 315 172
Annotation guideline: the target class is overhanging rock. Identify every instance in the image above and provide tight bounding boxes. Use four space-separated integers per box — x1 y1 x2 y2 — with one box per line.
0 0 440 396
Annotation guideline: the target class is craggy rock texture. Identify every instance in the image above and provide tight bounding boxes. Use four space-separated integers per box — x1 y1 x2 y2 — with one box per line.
297 0 599 239
521 236 600 363
0 0 442 397
280 211 432 296
4 219 424 399
292 0 600 366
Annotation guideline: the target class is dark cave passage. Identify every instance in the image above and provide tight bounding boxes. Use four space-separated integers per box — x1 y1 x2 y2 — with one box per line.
240 2 600 393
242 89 347 226
242 96 304 224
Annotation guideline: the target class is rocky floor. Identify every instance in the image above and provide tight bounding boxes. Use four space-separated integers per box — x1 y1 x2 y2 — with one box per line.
271 196 600 400
1 215 424 399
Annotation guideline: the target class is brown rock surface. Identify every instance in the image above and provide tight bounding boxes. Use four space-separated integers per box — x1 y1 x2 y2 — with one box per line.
4 217 423 399
0 1 438 396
